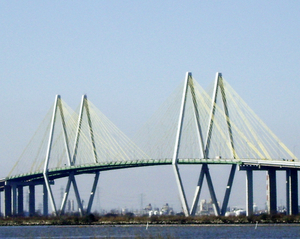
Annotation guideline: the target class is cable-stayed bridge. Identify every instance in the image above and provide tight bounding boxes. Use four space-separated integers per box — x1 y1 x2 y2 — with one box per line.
0 72 299 217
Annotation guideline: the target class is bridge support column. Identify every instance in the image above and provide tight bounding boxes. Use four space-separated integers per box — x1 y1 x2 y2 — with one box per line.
267 168 277 214
286 169 298 215
4 185 12 217
12 185 17 216
17 186 23 216
43 184 48 216
29 185 35 216
246 169 253 216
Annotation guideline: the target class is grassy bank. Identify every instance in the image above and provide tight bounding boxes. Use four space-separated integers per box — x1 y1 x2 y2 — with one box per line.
0 214 300 226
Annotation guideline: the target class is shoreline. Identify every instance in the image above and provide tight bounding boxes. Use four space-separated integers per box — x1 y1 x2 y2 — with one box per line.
0 214 299 226
1 223 300 227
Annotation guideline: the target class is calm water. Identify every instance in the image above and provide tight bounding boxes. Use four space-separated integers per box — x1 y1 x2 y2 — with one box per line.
0 224 299 238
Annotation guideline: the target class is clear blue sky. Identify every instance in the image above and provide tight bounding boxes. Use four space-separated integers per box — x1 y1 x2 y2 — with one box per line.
1 1 300 212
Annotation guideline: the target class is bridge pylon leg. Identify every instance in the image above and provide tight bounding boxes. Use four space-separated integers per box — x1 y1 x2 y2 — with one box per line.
267 168 277 215
43 96 59 216
221 164 236 216
172 72 191 217
286 169 298 215
70 174 84 216
86 172 100 214
60 177 72 215
246 169 253 216
190 164 205 215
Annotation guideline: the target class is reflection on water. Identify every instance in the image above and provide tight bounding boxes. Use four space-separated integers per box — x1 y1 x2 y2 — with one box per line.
0 224 299 238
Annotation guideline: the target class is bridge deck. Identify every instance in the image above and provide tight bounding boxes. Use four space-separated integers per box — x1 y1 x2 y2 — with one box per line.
1 158 299 191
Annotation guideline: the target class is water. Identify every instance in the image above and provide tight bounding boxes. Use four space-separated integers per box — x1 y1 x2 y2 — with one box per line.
0 224 299 238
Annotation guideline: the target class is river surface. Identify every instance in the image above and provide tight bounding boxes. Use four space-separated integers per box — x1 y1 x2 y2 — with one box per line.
0 224 299 238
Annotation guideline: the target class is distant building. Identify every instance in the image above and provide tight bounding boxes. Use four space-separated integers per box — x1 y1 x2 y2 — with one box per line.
253 203 258 213
198 199 218 215
235 209 246 216
160 203 173 215
149 210 160 216
148 203 174 216
225 206 246 216
144 203 152 212
121 208 128 215
66 199 75 213
138 203 153 216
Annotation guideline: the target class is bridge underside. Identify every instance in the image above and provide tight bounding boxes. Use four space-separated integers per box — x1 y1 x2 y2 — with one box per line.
1 159 299 217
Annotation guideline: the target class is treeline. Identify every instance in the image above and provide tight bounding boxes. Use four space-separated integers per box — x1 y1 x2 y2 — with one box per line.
0 213 300 226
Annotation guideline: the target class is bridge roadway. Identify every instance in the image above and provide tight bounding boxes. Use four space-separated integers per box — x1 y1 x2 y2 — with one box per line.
2 158 300 185
0 158 299 217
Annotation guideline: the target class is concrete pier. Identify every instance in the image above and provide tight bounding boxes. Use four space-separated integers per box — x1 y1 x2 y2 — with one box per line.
29 185 35 216
17 185 23 216
267 168 277 214
4 185 12 217
286 169 298 215
43 184 48 216
246 169 253 216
